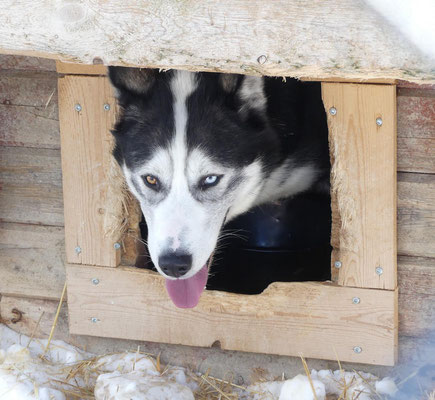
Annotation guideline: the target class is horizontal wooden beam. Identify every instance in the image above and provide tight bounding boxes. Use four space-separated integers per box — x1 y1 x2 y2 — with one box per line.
0 1 434 83
67 264 398 365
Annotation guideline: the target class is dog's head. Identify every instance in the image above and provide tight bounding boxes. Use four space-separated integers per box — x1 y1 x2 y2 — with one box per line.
109 67 279 307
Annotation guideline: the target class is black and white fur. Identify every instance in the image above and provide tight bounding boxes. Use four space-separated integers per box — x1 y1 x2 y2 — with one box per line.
109 67 329 281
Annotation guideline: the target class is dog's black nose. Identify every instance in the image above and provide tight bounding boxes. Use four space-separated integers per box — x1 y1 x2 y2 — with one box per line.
158 253 192 278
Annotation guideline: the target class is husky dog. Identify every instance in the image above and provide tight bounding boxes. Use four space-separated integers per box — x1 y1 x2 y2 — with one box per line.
109 67 329 308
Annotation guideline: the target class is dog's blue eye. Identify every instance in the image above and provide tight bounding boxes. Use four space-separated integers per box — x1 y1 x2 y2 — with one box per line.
201 175 221 188
205 176 217 184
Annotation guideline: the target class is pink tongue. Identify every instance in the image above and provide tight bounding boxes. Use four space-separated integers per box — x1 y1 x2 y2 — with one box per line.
165 265 208 308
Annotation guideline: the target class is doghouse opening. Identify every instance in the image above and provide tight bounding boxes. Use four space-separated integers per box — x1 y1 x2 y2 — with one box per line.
137 190 331 295
133 77 331 295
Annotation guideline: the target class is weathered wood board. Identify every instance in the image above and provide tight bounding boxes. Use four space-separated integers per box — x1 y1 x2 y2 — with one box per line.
58 75 120 267
397 91 435 174
397 173 435 258
66 264 398 365
322 83 397 290
3 295 434 380
398 256 435 338
0 1 434 83
0 147 64 226
0 222 65 300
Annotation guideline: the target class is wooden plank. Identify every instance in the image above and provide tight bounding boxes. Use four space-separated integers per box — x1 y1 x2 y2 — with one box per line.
56 61 107 76
0 222 65 300
0 147 64 226
0 1 434 83
0 104 59 149
397 173 435 258
58 75 120 267
0 54 55 71
397 93 435 174
66 264 398 365
0 71 59 148
3 296 432 380
331 172 434 260
322 83 397 290
0 70 58 107
398 256 435 337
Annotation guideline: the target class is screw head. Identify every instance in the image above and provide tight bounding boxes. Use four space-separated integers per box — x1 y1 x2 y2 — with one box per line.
257 55 268 65
352 297 360 304
74 104 82 112
91 278 100 285
114 242 121 250
103 103 110 111
329 107 337 116
353 346 362 354
375 267 384 275
91 317 99 323
75 246 82 254
334 261 342 269
376 117 383 126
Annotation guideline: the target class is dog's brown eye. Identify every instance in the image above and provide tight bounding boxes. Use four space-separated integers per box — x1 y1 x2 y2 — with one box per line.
144 175 159 189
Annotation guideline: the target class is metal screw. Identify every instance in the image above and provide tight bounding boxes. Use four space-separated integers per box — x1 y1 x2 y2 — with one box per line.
74 104 82 112
257 55 267 64
334 261 342 269
103 104 110 111
91 278 100 285
91 317 99 323
75 246 82 254
376 267 384 275
352 297 360 304
114 242 121 250
376 117 383 126
353 346 362 354
329 107 337 116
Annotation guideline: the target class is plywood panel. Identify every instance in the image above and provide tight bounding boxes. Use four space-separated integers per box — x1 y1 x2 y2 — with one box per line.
322 83 397 290
58 75 120 267
0 0 434 83
66 264 398 365
0 222 65 300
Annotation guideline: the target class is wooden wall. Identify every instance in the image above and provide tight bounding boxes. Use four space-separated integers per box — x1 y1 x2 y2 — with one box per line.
0 55 433 375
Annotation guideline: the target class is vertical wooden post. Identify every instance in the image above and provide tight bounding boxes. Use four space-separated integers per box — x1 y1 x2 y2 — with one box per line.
58 75 120 267
322 83 397 290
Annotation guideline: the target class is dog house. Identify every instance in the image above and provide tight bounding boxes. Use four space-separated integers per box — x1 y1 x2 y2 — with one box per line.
0 0 434 372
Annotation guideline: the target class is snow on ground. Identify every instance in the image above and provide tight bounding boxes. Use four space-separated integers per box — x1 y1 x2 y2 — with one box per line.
0 323 398 399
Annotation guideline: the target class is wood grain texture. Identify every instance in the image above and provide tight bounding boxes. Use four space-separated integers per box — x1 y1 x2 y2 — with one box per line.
0 222 65 299
56 61 107 76
0 146 64 226
0 54 55 71
322 83 397 290
397 173 435 258
3 295 433 381
398 256 435 337
0 1 434 83
0 71 59 148
58 75 120 267
66 264 398 365
397 93 435 174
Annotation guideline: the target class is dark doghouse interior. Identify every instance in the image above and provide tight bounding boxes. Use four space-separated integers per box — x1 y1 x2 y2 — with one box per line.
135 78 331 295
137 191 331 295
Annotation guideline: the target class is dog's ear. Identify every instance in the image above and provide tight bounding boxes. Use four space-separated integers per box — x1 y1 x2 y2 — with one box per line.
218 74 241 94
108 66 156 99
237 75 267 120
